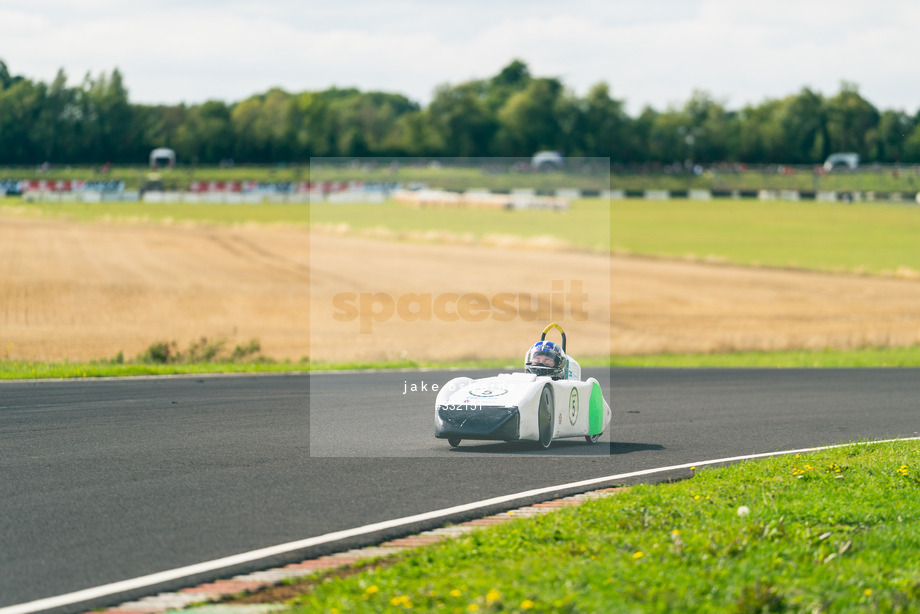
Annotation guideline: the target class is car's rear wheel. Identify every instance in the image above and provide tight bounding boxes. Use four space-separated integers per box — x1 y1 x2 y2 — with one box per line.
447 436 462 448
585 433 601 444
538 384 554 449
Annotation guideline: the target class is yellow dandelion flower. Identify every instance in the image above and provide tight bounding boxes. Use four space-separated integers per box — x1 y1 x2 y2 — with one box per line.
486 589 501 602
468 605 479 612
864 588 873 596
365 585 379 595
450 589 462 598
521 599 535 610
633 551 644 559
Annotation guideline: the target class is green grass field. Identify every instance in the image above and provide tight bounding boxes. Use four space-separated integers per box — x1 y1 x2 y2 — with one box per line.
310 198 611 251
0 198 309 225
0 360 308 380
610 199 920 276
309 197 920 275
280 439 920 613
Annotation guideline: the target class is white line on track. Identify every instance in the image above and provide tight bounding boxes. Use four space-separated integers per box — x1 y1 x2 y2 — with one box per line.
4 436 919 614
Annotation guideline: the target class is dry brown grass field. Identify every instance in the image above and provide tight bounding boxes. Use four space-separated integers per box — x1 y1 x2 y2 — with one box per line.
2 212 920 363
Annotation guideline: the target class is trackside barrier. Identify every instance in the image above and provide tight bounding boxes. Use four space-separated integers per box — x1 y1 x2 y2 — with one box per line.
12 186 920 205
689 189 712 201
139 191 313 204
760 190 800 201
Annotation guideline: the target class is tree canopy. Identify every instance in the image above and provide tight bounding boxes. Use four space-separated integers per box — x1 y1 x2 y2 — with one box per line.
2 59 920 165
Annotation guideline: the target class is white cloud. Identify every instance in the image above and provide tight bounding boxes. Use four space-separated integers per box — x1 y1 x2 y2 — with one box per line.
2 0 920 113
0 8 49 31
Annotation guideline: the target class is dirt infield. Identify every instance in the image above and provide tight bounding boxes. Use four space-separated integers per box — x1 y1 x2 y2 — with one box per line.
0 216 309 362
3 213 920 362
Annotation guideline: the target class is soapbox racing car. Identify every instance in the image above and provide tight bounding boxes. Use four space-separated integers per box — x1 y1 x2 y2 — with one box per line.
435 323 611 449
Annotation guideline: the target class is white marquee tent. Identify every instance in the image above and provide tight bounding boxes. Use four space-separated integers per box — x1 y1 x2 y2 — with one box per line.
149 147 176 168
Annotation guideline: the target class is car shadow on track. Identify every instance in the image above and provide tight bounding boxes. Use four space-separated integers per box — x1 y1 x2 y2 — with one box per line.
443 441 664 455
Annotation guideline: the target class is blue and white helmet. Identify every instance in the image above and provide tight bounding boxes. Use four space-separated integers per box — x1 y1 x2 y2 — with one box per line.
525 340 566 379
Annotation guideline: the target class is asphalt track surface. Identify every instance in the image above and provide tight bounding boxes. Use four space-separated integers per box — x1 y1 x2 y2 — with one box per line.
2 368 919 612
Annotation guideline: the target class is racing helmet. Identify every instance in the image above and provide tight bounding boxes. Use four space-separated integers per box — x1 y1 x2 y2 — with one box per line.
525 340 566 379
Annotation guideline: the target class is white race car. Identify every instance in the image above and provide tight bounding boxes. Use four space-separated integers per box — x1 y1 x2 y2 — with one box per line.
435 323 611 449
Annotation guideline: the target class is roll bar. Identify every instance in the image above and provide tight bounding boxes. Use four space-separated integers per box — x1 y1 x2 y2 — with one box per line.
540 322 566 353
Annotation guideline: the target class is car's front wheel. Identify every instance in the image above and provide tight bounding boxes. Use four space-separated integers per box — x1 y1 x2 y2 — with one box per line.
538 384 554 449
447 436 462 448
585 433 601 444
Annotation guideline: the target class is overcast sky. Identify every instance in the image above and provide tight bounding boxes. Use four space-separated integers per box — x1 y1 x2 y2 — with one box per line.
3 0 919 114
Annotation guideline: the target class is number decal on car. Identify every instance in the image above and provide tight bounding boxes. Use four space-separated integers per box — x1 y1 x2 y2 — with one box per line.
569 388 579 425
469 385 509 398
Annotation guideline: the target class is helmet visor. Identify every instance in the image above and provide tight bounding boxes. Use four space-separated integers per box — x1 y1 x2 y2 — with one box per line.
529 353 557 367
526 345 563 377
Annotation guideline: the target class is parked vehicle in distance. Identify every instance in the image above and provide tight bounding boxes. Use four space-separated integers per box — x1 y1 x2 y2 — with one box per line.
823 153 859 172
531 151 564 171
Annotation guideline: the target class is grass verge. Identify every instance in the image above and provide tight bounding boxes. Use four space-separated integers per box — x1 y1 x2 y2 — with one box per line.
0 360 309 380
283 439 920 613
0 199 309 225
310 346 920 371
0 337 307 380
606 345 920 368
3 345 920 379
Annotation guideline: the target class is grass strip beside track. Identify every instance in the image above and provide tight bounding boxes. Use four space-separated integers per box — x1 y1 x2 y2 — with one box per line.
3 345 920 379
605 345 920 368
282 440 920 613
0 361 309 380
0 199 309 225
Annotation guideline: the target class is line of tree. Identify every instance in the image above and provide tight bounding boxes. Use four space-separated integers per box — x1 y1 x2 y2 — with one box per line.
3 58 920 166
